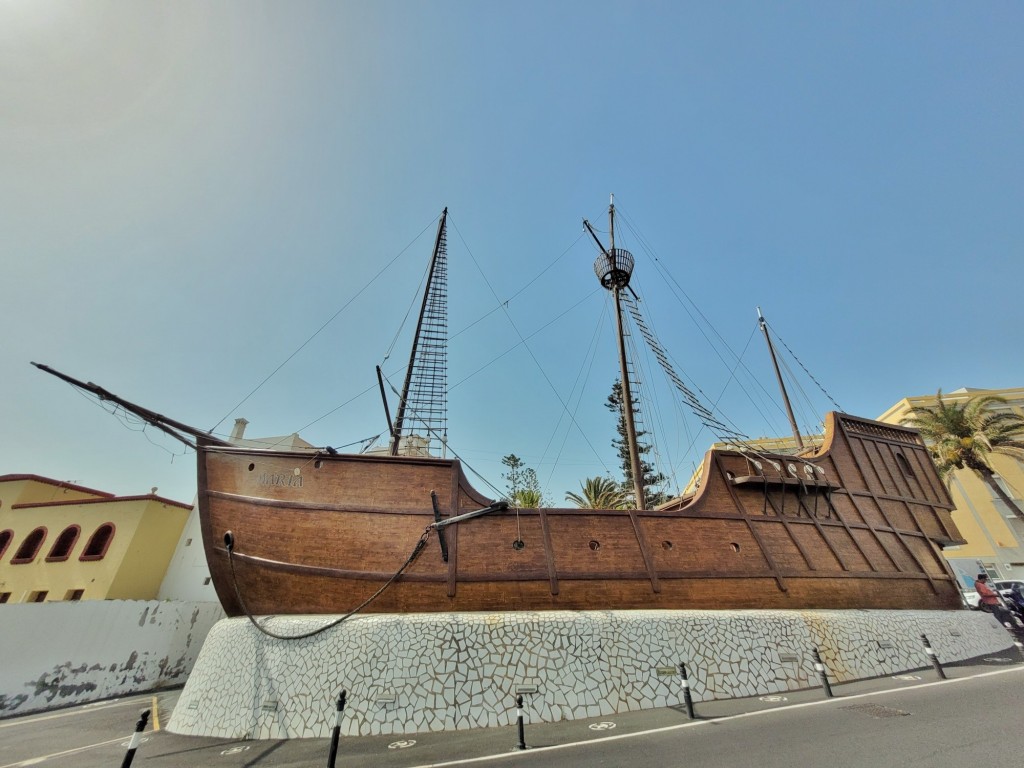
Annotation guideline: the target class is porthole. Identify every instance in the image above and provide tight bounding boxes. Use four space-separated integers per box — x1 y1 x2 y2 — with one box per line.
248 463 255 471
895 452 916 478
512 539 525 551
314 460 323 469
730 542 741 553
662 540 673 550
589 540 601 551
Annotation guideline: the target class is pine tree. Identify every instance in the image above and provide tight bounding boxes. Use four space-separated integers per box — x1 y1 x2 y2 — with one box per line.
605 380 667 506
501 454 545 507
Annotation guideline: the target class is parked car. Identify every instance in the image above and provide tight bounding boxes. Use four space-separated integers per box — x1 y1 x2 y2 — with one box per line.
959 580 1024 610
992 579 1024 597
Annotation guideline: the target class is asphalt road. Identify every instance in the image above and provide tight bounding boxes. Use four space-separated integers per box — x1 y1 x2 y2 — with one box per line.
2 654 1022 768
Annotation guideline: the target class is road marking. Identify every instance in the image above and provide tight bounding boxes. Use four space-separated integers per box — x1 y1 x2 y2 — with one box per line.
588 722 616 731
151 696 161 731
396 666 1024 768
0 736 127 768
0 699 139 729
389 740 417 749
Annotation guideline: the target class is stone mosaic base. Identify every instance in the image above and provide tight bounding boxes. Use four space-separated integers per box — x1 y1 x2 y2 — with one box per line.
168 609 1010 739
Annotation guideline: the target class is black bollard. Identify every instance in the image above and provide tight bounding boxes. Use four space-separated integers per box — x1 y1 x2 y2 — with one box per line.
327 689 347 768
920 634 946 680
678 662 696 719
515 694 527 750
120 709 150 768
811 648 833 698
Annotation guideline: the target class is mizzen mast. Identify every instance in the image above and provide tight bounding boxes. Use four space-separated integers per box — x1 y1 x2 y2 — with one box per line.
585 196 647 510
757 307 804 449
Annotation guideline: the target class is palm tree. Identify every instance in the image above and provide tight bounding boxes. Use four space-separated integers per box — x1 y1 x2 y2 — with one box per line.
565 476 629 509
510 488 543 508
906 391 1024 521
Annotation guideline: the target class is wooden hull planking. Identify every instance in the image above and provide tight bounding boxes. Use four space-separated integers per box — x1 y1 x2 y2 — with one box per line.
198 412 966 616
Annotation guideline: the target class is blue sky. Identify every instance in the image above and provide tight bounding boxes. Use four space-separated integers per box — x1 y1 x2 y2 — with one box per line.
2 1 1022 505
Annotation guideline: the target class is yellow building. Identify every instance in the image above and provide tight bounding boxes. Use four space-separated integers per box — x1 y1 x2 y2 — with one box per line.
0 474 192 604
877 387 1024 589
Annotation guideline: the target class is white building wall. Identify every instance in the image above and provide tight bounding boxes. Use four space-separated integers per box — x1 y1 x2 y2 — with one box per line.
0 600 223 718
158 498 218 602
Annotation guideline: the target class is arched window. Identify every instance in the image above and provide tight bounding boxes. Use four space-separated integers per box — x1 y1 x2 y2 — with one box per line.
46 525 82 562
80 523 115 561
0 529 13 561
11 527 48 564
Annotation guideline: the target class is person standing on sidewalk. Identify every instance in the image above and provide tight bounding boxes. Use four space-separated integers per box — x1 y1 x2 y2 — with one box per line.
975 573 1012 626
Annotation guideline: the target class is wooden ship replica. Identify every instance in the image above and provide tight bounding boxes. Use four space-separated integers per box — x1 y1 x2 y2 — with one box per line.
35 202 966 617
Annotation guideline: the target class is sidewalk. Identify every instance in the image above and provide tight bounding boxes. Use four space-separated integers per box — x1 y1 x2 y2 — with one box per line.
131 648 1024 768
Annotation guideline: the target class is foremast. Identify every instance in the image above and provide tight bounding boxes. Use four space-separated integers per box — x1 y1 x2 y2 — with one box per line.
390 208 449 457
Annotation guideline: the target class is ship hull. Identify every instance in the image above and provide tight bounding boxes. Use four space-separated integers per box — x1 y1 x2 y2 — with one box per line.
198 413 966 616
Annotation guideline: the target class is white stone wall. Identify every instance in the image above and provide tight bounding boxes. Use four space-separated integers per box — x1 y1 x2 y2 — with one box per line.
168 609 1011 739
0 600 224 718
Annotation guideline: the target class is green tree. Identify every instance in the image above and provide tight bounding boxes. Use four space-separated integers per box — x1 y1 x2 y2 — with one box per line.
511 488 543 508
605 380 668 507
501 454 545 507
565 476 629 509
906 390 1024 521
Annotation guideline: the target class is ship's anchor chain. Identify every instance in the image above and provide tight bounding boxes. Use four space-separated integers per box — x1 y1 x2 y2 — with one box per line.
223 528 431 641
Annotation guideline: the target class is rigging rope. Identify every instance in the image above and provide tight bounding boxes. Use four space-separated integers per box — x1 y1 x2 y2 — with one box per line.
619 299 672 499
614 208 786 433
539 296 610 495
620 291 749 444
447 289 600 391
209 216 440 434
448 216 612 475
225 529 430 641
613 203 842 448
761 318 843 412
380 373 508 500
448 230 586 343
382 253 434 363
74 388 190 461
616 286 829 504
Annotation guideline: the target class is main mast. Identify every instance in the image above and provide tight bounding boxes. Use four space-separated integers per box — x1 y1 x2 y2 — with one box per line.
585 196 647 510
